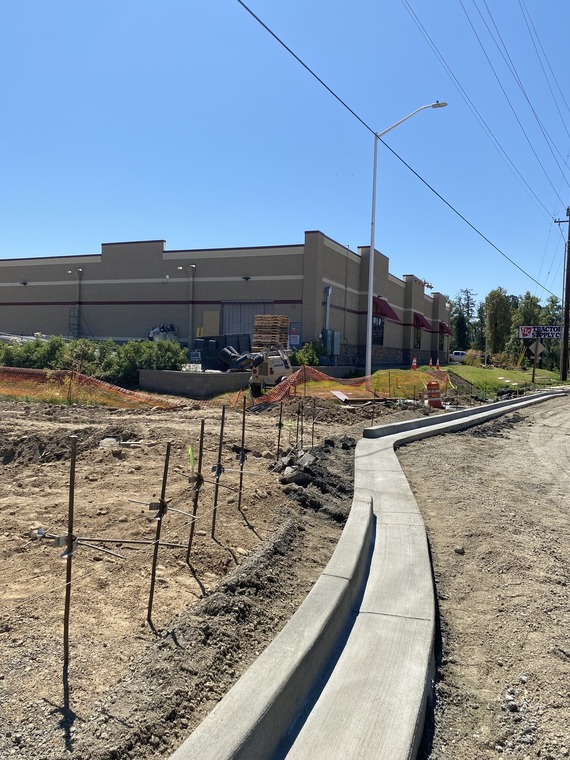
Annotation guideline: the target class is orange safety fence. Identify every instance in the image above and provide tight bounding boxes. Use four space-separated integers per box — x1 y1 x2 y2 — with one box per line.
0 367 184 409
257 365 451 405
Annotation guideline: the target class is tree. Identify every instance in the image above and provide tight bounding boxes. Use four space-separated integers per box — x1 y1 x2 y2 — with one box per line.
541 295 562 326
62 338 99 375
539 295 562 371
291 340 325 366
485 287 512 354
450 290 478 350
505 292 542 364
459 288 478 325
473 302 486 351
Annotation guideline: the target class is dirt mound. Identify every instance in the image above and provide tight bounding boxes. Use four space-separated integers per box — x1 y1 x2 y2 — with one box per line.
457 412 523 438
279 436 356 522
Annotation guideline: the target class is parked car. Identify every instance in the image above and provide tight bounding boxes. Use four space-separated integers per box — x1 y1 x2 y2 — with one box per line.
448 350 467 363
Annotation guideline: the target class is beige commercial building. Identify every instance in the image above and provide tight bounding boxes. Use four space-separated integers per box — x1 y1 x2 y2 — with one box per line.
0 230 451 367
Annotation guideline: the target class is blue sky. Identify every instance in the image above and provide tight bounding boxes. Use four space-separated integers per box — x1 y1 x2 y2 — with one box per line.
1 0 569 305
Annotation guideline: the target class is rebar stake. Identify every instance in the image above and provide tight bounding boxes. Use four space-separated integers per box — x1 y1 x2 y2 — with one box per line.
237 397 247 512
63 436 78 667
186 419 205 563
276 401 284 462
211 405 226 539
311 397 316 448
147 441 172 627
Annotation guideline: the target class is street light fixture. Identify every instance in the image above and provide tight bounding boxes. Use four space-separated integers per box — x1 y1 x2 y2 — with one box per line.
365 101 447 380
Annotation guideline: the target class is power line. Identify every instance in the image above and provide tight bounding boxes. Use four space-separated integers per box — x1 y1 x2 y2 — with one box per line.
235 0 372 138
401 0 555 221
380 140 558 298
458 0 568 206
518 0 570 129
476 0 570 180
236 0 558 298
403 0 566 301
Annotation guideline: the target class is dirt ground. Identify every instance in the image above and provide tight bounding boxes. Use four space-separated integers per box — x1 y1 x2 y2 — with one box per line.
399 397 570 759
0 394 395 760
1 393 568 759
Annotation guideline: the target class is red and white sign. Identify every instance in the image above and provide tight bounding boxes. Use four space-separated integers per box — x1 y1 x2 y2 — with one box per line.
518 325 562 340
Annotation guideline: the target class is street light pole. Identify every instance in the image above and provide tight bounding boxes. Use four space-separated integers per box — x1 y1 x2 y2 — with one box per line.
556 208 570 381
365 101 447 380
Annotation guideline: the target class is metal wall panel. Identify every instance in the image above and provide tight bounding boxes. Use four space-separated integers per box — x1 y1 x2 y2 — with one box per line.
221 302 273 336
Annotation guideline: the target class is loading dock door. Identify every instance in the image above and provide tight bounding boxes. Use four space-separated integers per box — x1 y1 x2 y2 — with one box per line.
221 302 273 336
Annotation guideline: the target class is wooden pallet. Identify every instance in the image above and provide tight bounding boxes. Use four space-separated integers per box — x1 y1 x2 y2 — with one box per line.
253 315 290 350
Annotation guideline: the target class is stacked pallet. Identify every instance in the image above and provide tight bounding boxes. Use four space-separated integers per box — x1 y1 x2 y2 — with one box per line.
252 315 290 351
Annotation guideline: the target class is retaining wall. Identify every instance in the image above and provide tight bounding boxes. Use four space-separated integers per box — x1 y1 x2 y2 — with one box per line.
139 367 357 399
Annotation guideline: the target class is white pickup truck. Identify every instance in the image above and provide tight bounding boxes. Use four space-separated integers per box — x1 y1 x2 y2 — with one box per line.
448 350 467 363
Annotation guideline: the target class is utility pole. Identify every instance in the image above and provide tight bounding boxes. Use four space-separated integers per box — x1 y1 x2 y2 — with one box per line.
556 208 570 381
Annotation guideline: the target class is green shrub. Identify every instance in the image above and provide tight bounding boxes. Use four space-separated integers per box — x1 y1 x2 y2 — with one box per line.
291 340 326 366
0 336 67 369
492 352 510 368
464 349 482 366
0 336 188 388
102 339 188 386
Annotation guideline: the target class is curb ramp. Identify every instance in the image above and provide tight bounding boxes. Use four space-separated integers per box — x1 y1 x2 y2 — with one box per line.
170 390 566 760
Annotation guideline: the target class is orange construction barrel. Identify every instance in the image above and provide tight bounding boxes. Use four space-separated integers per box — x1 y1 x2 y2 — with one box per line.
426 381 443 408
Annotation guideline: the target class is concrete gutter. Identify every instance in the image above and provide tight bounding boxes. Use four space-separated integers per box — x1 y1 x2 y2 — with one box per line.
169 390 565 760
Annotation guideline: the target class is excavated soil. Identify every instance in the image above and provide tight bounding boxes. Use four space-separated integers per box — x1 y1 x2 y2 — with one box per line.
0 395 415 760
2 393 568 760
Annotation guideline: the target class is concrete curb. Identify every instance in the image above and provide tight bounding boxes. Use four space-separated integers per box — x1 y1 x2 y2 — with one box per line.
169 390 565 760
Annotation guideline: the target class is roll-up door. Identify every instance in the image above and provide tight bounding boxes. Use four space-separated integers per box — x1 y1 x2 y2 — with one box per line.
221 302 273 336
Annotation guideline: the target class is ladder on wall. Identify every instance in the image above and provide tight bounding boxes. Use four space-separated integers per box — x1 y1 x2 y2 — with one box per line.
68 307 94 340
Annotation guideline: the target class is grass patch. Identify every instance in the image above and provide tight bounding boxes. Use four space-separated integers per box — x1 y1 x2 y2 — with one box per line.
243 367 454 404
447 364 560 395
367 368 451 398
290 369 452 400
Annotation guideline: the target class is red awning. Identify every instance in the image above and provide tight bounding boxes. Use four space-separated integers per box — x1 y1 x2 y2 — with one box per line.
373 296 400 321
439 320 453 336
414 312 433 331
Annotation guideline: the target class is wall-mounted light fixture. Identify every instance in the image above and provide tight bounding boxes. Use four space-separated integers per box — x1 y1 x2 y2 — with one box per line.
242 275 251 281
20 281 28 286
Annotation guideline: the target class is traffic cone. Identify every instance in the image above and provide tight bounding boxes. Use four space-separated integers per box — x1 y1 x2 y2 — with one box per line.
412 357 417 370
429 357 433 368
436 358 440 370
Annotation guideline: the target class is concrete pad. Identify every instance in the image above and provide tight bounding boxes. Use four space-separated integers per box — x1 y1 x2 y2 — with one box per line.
360 523 433 620
378 510 426 526
373 476 422 515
